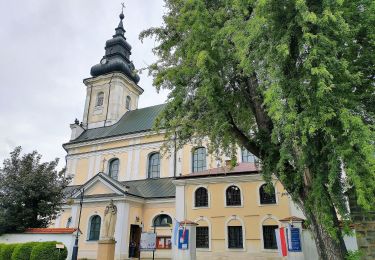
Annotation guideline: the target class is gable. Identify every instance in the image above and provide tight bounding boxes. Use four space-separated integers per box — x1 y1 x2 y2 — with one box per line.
84 180 120 196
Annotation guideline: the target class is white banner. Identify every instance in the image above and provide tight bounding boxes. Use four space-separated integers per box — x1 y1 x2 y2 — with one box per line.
140 232 156 251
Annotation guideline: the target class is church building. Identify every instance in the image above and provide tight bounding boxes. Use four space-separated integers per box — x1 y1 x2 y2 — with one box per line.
54 10 305 260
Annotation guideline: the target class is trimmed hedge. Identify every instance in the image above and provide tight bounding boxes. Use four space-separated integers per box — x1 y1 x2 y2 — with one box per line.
11 242 37 260
30 241 67 260
0 244 18 260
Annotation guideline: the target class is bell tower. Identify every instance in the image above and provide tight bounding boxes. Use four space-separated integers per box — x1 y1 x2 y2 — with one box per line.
81 8 143 129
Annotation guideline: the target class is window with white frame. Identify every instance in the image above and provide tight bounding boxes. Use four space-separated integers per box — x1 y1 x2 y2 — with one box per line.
153 214 172 227
66 217 72 228
126 95 131 110
226 185 241 206
192 147 206 172
196 226 209 248
148 153 160 178
228 226 243 248
241 149 256 163
259 183 276 204
108 158 119 180
96 92 104 107
88 215 101 241
195 187 208 207
263 225 278 249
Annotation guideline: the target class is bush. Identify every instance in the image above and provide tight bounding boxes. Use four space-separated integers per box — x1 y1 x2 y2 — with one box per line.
11 242 37 260
0 244 18 260
30 241 67 260
0 244 4 260
346 250 363 260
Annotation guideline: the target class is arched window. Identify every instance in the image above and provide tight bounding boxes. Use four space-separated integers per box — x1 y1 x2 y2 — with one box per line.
259 184 276 204
88 215 101 241
192 147 206 173
195 187 208 207
226 185 241 206
96 92 104 107
148 153 160 178
66 217 72 228
153 214 172 227
126 95 131 110
108 159 119 180
241 149 255 163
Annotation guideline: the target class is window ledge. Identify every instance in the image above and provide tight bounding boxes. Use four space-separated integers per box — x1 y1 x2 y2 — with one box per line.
258 203 278 207
261 249 279 253
197 248 211 252
85 240 98 243
225 205 243 208
226 248 245 252
150 226 172 230
193 206 210 210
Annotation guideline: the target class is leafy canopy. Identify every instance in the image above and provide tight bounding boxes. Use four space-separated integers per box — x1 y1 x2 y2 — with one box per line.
0 147 70 234
141 0 375 234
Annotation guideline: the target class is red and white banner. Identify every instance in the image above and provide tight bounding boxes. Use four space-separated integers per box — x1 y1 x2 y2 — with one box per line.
275 227 288 257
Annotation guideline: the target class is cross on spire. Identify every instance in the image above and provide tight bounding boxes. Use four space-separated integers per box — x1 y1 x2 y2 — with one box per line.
121 2 125 14
119 2 125 21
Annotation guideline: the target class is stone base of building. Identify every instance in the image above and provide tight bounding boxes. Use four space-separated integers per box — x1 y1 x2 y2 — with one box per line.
97 239 116 260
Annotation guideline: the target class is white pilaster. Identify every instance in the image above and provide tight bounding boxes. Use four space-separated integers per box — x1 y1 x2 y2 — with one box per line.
169 150 175 177
126 150 133 180
87 156 95 180
114 201 130 260
71 205 79 228
175 185 185 221
132 149 140 180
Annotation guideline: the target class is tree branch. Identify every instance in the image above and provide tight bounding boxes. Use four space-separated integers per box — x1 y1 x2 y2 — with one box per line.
227 112 261 157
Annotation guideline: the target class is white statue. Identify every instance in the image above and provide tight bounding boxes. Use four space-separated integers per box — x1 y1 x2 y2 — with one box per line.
101 200 117 240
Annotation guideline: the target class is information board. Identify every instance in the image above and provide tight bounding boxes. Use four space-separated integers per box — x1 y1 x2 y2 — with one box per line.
140 232 156 251
178 229 189 250
287 227 302 252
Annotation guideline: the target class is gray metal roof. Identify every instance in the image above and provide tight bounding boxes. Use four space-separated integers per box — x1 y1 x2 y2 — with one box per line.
65 176 175 200
122 177 175 199
69 104 165 144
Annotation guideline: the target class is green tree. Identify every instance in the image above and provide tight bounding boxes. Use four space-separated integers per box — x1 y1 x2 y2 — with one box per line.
0 147 70 234
141 0 375 259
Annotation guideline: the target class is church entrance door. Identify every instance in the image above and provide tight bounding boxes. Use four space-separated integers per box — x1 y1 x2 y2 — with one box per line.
129 224 141 258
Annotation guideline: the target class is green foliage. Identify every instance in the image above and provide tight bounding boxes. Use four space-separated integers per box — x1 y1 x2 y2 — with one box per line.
346 250 363 260
0 244 4 260
0 147 70 235
0 244 17 260
30 241 67 260
11 242 37 260
141 0 375 255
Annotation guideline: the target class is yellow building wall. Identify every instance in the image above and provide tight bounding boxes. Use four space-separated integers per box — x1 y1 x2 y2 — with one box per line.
74 158 89 185
58 208 72 228
184 180 288 259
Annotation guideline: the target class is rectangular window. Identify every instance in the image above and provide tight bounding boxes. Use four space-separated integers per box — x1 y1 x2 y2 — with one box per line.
196 227 209 248
156 236 172 249
228 226 243 249
263 225 278 249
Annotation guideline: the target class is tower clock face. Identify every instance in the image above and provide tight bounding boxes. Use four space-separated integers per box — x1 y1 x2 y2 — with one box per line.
100 58 107 64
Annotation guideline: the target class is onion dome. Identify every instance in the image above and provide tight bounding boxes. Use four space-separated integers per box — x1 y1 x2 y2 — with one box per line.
90 10 140 84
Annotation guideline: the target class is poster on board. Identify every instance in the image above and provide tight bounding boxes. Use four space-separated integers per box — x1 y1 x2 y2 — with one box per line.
140 232 156 251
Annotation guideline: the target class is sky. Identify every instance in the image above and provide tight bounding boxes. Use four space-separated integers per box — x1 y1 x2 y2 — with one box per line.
0 0 168 169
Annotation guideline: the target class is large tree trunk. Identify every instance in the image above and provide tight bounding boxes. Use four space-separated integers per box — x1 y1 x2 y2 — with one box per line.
297 198 348 260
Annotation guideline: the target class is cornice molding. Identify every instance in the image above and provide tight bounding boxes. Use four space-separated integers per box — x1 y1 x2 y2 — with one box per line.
172 174 265 185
